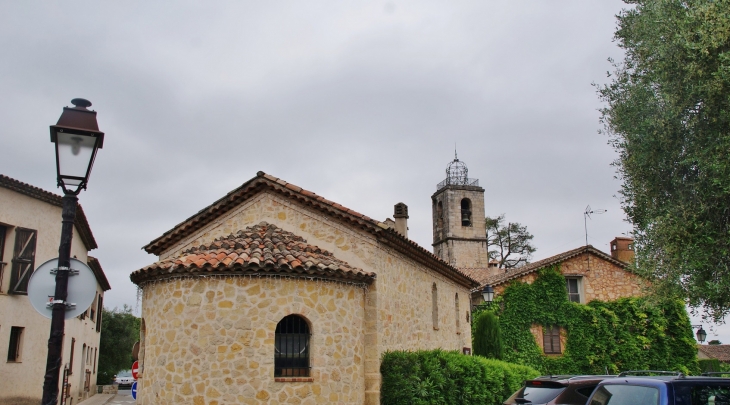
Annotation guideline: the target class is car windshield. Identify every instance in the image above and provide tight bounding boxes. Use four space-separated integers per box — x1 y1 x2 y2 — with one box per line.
117 371 132 377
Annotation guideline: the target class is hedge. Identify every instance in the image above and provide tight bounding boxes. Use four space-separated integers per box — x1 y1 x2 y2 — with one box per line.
380 349 540 405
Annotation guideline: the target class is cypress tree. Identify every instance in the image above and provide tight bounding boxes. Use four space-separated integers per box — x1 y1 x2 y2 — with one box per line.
473 311 503 359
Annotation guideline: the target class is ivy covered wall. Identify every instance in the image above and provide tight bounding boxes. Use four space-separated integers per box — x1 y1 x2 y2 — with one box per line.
480 267 699 374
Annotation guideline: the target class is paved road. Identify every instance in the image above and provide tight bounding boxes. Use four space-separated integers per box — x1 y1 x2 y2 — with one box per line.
108 388 134 404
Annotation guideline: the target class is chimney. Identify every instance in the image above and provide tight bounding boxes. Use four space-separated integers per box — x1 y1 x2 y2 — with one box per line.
610 237 635 263
393 202 409 238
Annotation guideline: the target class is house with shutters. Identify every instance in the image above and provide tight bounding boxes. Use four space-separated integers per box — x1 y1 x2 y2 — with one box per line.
0 174 111 404
130 171 478 405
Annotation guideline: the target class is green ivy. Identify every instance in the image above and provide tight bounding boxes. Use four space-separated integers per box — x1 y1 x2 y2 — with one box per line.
490 266 699 375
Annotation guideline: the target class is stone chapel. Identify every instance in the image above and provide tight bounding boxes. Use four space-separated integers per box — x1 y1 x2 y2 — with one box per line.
131 171 478 405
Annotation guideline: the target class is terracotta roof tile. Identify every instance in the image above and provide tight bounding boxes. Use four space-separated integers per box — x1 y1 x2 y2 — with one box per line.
142 171 479 289
479 245 628 289
131 222 375 285
698 345 730 362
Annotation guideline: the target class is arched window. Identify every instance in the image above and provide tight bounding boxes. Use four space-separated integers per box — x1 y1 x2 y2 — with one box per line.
432 283 439 330
455 293 460 331
275 315 311 377
437 201 444 233
461 199 472 227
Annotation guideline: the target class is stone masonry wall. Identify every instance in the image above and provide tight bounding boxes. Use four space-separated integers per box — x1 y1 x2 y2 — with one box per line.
493 253 646 302
138 276 366 405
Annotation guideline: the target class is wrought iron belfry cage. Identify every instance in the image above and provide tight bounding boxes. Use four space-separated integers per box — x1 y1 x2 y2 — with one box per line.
436 152 479 190
274 314 311 377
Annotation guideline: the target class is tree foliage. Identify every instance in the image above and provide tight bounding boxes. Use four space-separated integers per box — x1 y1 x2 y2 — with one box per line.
97 305 140 385
485 215 536 268
473 311 504 360
599 0 730 321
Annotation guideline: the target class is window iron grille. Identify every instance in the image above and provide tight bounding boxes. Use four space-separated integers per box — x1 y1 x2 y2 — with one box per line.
274 315 311 377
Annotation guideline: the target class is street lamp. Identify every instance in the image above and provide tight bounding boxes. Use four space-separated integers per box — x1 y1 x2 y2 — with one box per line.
691 324 707 344
481 285 494 304
42 99 104 405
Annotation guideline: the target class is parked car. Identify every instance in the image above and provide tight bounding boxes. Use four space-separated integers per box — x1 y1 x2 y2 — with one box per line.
504 375 615 405
114 370 134 388
587 371 730 405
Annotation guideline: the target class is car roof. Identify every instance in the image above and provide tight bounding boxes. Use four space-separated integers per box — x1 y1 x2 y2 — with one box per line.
531 375 616 384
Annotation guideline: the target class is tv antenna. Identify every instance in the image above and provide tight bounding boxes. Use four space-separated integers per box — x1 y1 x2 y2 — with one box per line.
584 205 607 246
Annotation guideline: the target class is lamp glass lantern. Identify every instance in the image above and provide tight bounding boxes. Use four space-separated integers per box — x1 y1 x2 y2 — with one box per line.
49 98 104 195
481 285 494 304
696 326 707 344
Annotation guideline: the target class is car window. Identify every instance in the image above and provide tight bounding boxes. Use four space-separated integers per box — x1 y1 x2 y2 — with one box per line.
521 386 565 403
675 384 730 405
117 371 132 377
590 385 659 405
576 385 597 398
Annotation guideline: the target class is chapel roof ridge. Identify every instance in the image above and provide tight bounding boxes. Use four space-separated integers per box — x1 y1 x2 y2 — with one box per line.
142 171 479 288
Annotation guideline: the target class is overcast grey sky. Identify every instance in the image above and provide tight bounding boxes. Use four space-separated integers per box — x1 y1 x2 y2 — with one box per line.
1 1 724 342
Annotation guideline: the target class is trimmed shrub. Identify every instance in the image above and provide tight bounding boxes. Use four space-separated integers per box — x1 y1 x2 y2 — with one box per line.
699 359 722 373
473 311 504 359
381 349 540 405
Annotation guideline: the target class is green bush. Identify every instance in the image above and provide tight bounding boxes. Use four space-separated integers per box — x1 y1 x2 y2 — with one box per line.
699 359 722 373
473 311 504 360
381 349 540 405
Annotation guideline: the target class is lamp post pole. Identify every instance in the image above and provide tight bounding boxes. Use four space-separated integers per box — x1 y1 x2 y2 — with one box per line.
41 193 77 405
41 98 104 405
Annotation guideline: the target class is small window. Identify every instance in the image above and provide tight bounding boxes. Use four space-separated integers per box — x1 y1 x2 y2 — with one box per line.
543 326 561 354
432 283 439 330
460 199 472 227
0 225 6 292
9 228 36 294
454 293 460 332
275 315 310 377
69 338 76 374
612 244 617 251
96 295 103 332
90 293 97 322
565 278 582 303
628 244 633 250
7 326 24 362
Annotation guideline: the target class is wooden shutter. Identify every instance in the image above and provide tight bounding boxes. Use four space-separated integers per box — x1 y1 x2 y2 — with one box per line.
96 295 103 332
10 228 37 294
543 326 562 354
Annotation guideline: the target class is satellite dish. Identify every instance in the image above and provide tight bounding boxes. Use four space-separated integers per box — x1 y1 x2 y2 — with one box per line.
28 257 98 320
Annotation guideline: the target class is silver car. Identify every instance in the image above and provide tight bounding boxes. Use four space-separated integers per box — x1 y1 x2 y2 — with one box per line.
114 371 134 387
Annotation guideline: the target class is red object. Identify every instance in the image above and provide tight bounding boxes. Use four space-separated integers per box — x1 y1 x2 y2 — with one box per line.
131 361 139 380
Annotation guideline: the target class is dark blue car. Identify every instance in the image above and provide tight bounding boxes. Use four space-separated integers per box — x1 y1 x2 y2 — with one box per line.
588 371 730 405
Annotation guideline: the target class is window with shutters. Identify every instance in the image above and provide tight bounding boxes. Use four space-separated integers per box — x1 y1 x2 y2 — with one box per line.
9 228 37 295
0 225 6 293
543 326 561 354
7 326 24 362
274 315 311 377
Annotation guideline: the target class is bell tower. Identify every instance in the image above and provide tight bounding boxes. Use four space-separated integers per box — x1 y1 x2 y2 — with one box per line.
432 153 489 268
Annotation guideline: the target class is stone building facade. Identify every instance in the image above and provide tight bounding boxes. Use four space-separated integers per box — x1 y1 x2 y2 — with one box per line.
131 172 478 405
0 175 110 404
